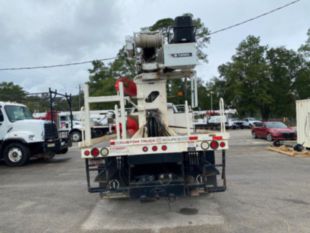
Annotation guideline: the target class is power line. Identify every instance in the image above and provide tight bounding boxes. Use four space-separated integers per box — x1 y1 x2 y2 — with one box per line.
209 0 301 35
0 0 301 71
0 57 116 71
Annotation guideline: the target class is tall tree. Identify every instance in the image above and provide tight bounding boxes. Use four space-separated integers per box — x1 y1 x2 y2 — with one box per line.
298 29 310 59
0 82 26 103
218 36 272 119
266 47 304 118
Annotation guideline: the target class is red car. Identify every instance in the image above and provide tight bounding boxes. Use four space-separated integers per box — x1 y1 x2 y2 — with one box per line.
251 121 297 141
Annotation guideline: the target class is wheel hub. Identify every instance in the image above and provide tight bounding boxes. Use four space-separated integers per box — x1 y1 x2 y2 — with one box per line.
8 148 23 162
72 133 80 142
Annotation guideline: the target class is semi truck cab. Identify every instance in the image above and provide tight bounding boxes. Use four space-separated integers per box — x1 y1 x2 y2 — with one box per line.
0 102 61 166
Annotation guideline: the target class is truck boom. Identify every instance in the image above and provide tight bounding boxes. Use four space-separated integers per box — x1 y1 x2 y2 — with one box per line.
80 15 229 199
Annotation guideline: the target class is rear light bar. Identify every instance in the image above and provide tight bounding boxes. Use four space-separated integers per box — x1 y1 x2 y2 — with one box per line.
213 136 223 140
189 135 198 140
210 141 219 150
91 148 100 157
84 150 90 156
141 145 168 153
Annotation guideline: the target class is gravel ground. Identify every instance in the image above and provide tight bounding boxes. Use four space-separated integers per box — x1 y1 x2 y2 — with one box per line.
0 129 309 233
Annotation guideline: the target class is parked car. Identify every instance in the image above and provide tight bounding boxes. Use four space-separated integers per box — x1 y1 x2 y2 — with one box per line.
228 118 246 129
207 115 227 130
243 117 261 128
251 121 297 141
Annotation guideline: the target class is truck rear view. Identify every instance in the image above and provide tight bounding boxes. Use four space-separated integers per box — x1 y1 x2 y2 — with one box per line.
80 15 229 199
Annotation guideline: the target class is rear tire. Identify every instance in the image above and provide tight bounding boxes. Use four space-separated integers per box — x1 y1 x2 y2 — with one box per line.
59 148 68 154
42 152 56 161
3 142 30 166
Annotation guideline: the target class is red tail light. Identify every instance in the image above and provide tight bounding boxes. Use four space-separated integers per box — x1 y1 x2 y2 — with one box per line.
162 145 167 151
142 146 148 152
110 140 115 145
189 135 198 140
84 150 90 156
152 146 158 152
213 136 223 140
210 141 219 150
91 148 100 157
220 141 226 148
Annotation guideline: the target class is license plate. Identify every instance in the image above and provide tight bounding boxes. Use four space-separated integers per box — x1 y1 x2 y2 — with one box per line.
89 159 103 166
47 143 55 148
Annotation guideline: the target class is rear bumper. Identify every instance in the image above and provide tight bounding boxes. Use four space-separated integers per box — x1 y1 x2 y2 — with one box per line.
44 138 69 154
44 139 61 153
272 134 297 141
85 150 227 199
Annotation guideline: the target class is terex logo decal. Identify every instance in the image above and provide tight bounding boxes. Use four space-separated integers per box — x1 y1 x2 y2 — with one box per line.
170 52 192 58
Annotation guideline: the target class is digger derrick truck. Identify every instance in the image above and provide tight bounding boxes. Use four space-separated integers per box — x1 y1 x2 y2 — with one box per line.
81 16 229 199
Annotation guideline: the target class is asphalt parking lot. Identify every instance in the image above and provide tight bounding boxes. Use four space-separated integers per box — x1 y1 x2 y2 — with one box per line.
0 130 309 233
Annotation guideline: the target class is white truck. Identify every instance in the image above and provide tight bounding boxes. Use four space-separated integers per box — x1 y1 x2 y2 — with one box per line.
0 102 62 166
80 15 229 199
58 111 113 142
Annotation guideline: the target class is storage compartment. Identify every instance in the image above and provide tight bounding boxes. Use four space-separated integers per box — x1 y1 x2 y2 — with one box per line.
172 16 195 43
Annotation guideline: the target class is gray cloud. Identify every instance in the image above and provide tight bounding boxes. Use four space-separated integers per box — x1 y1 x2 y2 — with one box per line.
0 0 309 94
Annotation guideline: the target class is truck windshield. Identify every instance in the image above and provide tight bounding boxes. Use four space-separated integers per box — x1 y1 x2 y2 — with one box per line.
4 105 33 122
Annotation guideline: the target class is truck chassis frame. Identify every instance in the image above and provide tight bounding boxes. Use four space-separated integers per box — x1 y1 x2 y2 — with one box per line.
84 150 226 199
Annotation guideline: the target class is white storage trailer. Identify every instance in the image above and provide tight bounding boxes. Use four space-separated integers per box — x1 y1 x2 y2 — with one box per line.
296 99 310 148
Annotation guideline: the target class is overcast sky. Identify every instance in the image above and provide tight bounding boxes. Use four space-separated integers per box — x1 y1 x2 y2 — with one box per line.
0 0 309 94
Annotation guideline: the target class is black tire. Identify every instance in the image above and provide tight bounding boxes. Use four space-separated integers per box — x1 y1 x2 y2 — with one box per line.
59 148 68 154
70 130 82 142
42 152 56 161
273 140 282 147
3 142 30 166
293 144 304 152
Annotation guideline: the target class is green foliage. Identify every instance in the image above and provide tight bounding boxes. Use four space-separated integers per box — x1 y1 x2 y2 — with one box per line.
0 82 27 103
217 36 272 119
149 18 174 36
0 81 83 113
298 29 310 59
266 47 304 118
212 32 310 120
25 96 49 113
